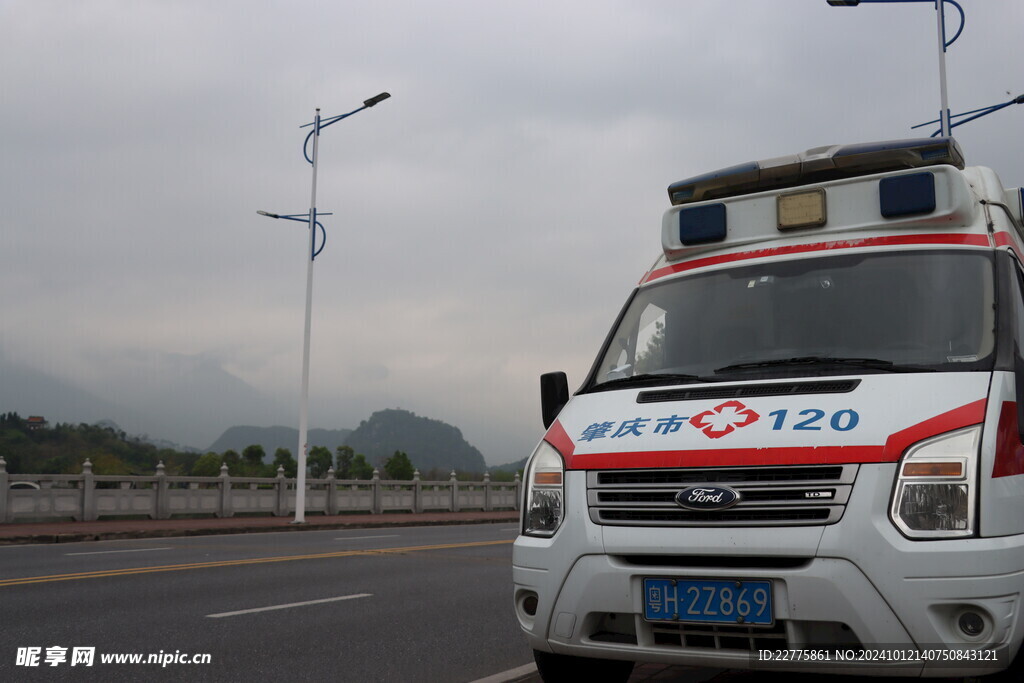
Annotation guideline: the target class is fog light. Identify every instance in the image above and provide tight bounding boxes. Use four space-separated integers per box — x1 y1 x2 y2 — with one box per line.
957 611 985 637
523 594 538 616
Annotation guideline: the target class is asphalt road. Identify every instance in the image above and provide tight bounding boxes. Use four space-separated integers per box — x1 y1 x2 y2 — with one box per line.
0 523 937 683
0 524 531 682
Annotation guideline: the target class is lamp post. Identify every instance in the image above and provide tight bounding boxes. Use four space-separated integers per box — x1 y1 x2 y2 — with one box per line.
258 91 390 524
827 0 965 137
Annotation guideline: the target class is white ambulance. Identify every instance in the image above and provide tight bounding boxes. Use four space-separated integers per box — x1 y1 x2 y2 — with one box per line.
513 137 1024 680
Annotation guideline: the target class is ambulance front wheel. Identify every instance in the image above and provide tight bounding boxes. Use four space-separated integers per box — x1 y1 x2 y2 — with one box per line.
981 646 1023 682
532 650 634 683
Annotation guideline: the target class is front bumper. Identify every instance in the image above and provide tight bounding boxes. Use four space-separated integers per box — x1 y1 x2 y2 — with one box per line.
513 466 1024 676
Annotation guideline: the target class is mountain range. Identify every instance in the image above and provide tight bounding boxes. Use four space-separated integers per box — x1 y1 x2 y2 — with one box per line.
2 353 506 473
345 409 487 473
206 408 488 474
208 425 354 457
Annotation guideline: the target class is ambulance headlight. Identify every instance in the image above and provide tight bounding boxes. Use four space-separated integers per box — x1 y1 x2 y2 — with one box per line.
890 425 979 539
523 441 565 537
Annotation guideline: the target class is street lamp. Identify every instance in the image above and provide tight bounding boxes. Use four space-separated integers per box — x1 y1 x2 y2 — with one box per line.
912 92 1024 137
827 0 965 137
256 211 331 259
258 91 390 524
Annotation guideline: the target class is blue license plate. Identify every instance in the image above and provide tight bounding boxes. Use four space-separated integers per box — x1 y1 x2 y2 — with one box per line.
643 578 773 625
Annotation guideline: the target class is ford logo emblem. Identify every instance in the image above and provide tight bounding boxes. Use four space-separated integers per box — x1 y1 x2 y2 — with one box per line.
675 485 741 511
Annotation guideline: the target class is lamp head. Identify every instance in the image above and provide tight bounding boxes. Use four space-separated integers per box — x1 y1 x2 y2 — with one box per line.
363 92 391 107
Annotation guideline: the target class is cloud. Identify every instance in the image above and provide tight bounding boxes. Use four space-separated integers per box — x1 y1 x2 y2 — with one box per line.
2 0 1022 463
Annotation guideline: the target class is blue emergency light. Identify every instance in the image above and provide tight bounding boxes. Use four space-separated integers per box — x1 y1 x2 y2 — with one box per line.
879 172 936 218
678 203 727 245
668 137 964 206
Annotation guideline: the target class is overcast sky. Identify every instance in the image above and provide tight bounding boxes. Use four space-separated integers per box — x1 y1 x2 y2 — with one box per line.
1 0 1022 464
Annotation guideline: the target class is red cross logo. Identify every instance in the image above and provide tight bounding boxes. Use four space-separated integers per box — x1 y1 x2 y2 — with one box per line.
690 400 760 439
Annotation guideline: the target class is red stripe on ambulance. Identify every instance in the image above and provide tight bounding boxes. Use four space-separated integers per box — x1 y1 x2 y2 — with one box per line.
642 233 991 284
882 398 987 461
543 419 576 459
994 402 1024 478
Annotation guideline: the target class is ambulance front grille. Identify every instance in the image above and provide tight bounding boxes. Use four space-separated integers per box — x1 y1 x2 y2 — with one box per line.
650 620 788 651
587 465 857 527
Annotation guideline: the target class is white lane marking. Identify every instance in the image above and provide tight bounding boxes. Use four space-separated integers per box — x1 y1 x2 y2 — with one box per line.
469 662 538 683
500 527 520 532
332 534 400 541
206 593 372 618
65 547 174 556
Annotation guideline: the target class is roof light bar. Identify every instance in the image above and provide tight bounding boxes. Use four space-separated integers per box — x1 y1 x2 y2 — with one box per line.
668 137 964 206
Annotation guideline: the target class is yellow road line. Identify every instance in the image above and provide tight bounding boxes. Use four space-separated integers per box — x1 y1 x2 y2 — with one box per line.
0 539 513 588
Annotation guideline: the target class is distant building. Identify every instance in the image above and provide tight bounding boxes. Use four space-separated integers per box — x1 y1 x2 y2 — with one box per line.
25 416 48 431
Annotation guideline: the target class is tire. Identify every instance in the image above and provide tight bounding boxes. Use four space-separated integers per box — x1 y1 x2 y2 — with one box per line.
533 649 634 683
977 646 1023 682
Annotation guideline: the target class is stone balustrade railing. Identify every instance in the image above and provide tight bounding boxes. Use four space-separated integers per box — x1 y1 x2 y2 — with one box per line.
0 457 521 523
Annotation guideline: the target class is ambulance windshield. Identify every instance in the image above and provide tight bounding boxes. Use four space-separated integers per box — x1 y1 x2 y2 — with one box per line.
591 250 995 388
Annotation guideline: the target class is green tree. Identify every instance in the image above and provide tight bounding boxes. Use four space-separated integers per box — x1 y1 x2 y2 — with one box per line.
90 453 132 475
335 445 354 479
157 448 199 475
191 452 223 477
0 418 198 476
272 447 297 478
384 450 415 480
350 453 375 480
0 412 24 429
422 467 448 481
222 449 241 475
242 444 266 475
308 446 333 478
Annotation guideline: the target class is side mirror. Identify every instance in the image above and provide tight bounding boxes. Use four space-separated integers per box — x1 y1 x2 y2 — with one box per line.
540 372 569 429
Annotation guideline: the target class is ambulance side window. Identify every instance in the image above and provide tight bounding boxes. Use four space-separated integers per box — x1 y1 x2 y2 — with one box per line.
1010 262 1024 443
1014 265 1024 354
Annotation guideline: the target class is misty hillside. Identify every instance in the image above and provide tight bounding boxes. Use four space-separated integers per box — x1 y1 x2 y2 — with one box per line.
490 457 527 474
0 355 132 429
207 409 488 473
0 351 287 450
208 425 353 458
344 409 487 473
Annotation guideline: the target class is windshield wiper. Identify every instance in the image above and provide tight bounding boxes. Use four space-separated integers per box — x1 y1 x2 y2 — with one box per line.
590 373 710 392
714 356 934 374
